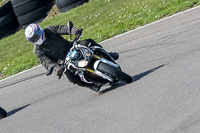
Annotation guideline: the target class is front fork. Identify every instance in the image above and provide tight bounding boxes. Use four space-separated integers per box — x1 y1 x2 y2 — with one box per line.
85 54 100 74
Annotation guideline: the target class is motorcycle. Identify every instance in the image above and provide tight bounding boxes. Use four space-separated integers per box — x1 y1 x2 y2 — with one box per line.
46 21 132 90
0 107 7 119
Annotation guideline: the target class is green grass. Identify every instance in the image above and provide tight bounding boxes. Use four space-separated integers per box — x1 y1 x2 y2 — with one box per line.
0 0 9 6
0 0 200 79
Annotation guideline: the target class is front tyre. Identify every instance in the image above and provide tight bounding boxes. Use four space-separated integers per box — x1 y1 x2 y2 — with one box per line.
97 62 132 83
0 107 7 119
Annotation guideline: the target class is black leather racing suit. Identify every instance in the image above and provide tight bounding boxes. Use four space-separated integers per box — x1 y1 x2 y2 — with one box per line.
34 25 104 87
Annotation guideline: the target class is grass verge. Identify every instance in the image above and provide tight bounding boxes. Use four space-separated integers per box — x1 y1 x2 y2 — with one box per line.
0 0 200 79
0 0 9 6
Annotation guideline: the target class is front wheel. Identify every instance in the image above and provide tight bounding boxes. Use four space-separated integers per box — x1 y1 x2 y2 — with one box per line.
0 107 7 119
97 62 132 83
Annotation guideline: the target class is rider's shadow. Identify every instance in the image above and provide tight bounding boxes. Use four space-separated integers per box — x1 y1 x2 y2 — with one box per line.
99 64 164 94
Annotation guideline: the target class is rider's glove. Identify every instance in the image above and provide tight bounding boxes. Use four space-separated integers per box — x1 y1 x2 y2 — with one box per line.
75 29 82 39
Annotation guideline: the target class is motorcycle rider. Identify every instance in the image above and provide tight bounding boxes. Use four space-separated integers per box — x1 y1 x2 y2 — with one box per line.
25 23 119 92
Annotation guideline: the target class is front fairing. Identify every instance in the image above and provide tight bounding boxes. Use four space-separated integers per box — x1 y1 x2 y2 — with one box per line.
65 45 93 69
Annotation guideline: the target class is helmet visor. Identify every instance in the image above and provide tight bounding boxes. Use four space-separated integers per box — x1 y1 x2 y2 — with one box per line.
29 28 42 44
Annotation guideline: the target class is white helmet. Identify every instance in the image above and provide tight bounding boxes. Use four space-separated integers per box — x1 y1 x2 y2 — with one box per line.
25 23 45 45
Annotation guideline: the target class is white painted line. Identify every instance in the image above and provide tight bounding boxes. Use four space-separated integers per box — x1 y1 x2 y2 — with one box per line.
0 65 42 83
1 5 200 82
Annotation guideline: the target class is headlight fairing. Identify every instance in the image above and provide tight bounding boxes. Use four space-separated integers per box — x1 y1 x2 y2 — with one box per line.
78 60 88 68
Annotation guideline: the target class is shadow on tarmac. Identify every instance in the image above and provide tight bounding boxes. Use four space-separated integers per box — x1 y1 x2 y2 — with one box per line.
99 64 165 94
7 104 30 117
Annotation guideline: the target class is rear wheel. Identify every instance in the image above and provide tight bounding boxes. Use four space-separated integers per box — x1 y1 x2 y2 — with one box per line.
97 62 132 83
0 107 7 119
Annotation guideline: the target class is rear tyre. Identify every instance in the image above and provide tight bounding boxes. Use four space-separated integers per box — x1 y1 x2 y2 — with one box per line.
0 107 7 119
97 62 132 83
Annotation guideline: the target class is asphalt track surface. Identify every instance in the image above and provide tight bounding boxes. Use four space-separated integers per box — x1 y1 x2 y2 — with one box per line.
1 6 200 133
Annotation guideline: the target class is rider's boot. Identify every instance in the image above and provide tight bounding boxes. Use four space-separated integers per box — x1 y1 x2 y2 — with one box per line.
108 52 119 60
94 48 119 61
